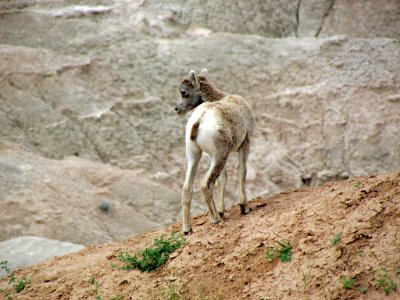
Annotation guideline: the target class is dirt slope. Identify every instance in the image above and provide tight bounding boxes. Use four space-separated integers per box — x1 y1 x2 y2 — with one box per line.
1 172 399 299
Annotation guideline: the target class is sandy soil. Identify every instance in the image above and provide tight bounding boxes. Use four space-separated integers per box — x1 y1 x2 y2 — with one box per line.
1 172 399 299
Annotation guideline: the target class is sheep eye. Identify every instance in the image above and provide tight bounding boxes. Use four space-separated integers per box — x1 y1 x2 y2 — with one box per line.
181 90 189 98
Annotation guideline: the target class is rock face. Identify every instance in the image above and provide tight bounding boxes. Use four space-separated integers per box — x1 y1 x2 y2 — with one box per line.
318 0 400 39
0 0 399 244
0 140 181 245
0 236 84 278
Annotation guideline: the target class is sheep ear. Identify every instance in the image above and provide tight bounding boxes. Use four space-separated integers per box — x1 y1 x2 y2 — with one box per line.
189 70 199 87
199 68 208 77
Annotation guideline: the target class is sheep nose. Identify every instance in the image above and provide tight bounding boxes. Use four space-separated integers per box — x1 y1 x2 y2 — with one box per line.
174 107 179 111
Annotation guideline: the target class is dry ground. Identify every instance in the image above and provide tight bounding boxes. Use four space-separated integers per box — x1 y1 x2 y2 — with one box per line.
1 172 399 299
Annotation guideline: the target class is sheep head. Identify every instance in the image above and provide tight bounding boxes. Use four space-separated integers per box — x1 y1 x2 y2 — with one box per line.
175 69 208 114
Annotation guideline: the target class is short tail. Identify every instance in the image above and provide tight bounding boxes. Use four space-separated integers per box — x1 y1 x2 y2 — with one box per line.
190 121 200 141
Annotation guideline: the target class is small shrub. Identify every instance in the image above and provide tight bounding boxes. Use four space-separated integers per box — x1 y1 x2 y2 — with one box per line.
265 241 292 263
330 233 342 247
340 277 356 290
119 232 185 272
14 277 31 293
375 268 397 295
0 262 30 298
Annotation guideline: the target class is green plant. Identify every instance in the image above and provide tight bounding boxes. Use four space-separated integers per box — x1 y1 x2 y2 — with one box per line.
0 261 10 274
89 276 103 299
375 268 397 295
330 233 342 247
0 262 30 298
265 241 292 263
110 295 124 300
265 249 275 262
14 277 31 293
161 282 188 300
8 275 16 285
353 181 362 188
119 232 185 272
340 277 356 290
164 282 180 300
148 281 188 300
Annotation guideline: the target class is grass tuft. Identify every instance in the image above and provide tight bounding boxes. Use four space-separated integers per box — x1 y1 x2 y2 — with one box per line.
265 241 292 263
375 268 397 295
340 277 356 290
353 181 362 188
148 281 188 300
89 276 105 300
8 275 16 285
330 233 342 247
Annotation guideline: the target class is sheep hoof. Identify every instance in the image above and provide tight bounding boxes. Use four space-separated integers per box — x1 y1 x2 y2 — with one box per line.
211 218 221 224
183 228 193 235
240 204 252 215
219 212 224 219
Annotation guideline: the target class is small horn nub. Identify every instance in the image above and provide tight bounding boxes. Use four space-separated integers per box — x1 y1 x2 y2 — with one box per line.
200 68 208 77
189 69 199 87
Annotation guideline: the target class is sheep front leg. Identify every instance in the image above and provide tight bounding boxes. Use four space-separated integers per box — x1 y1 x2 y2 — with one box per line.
182 146 202 234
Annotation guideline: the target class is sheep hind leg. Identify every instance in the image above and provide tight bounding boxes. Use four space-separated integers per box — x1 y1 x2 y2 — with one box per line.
217 167 227 218
182 145 202 235
201 154 228 224
238 134 251 215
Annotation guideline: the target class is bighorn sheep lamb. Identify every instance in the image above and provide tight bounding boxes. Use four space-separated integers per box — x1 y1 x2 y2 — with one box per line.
175 69 255 234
